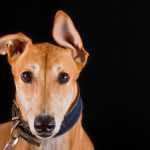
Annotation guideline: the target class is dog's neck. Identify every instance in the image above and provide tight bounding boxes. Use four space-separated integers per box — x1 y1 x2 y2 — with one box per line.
17 132 69 150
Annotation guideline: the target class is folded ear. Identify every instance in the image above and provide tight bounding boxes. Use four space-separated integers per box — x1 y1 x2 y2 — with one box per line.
0 32 31 65
52 10 89 71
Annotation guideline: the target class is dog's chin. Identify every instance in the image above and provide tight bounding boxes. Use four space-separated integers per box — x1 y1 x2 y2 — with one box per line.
35 133 54 140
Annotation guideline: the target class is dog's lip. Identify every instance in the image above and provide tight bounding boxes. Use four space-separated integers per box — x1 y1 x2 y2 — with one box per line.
37 132 52 138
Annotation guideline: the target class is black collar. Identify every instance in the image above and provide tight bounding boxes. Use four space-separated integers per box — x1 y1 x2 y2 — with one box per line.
12 85 83 147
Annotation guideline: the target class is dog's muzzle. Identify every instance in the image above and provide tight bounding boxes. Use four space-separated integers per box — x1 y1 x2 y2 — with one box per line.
11 82 83 147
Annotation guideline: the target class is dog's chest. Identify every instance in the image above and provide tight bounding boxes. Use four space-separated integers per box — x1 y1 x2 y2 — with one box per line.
39 136 69 150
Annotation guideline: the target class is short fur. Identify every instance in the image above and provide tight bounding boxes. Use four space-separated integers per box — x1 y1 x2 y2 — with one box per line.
0 10 94 150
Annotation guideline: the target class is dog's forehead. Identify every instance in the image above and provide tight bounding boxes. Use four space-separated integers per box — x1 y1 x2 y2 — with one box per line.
13 42 77 76
35 43 77 72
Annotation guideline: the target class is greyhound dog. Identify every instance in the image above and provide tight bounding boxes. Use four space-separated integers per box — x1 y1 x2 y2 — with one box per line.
0 10 94 150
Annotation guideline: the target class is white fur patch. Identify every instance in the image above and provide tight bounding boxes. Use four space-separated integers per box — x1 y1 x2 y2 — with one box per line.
16 85 28 112
52 64 61 76
30 63 40 75
40 137 62 150
63 88 74 115
39 134 69 150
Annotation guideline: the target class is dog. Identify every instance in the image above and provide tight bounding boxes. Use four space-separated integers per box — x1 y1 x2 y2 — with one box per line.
0 10 94 150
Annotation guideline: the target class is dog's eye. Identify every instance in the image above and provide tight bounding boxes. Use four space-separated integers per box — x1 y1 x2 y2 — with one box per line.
58 72 70 84
21 72 33 83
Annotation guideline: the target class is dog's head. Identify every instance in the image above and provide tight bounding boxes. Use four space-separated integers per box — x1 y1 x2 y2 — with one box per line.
0 11 88 139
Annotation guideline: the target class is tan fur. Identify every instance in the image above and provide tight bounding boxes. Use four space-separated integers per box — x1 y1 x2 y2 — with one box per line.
0 10 94 150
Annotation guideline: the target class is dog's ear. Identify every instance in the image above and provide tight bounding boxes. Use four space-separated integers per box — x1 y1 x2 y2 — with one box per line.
52 10 89 71
0 32 31 65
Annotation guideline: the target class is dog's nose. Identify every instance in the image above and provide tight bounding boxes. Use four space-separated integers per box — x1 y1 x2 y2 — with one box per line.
34 115 55 134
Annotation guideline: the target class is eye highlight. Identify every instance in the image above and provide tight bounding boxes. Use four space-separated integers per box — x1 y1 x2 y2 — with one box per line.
58 72 70 84
21 72 33 83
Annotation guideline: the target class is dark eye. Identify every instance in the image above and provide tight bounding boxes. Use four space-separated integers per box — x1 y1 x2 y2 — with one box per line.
58 72 70 84
21 72 33 83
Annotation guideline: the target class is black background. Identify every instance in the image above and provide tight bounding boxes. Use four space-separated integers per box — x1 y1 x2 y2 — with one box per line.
0 1 150 150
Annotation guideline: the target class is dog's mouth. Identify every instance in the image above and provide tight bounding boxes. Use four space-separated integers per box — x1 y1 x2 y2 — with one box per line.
36 132 52 138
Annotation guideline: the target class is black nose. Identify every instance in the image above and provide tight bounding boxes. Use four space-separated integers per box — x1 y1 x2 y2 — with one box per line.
34 115 55 135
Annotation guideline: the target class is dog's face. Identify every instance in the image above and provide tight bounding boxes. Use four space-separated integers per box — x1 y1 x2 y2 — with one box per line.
0 11 88 139
13 43 80 138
